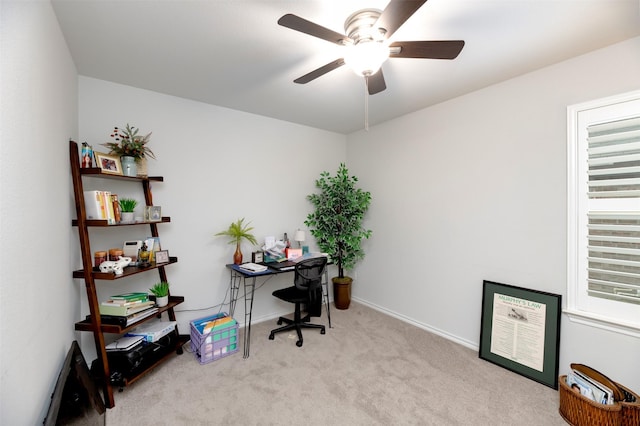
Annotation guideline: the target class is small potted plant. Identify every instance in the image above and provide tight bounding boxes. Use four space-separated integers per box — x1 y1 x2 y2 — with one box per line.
102 124 155 177
118 198 138 223
149 281 170 307
215 218 258 264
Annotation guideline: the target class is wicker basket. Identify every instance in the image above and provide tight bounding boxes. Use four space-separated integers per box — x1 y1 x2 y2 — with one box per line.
620 384 640 426
559 375 640 426
136 156 148 177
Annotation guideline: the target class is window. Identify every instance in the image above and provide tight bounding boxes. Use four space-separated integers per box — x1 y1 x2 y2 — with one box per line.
567 90 640 337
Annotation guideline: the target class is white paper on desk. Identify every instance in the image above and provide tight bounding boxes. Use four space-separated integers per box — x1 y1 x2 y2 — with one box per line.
264 236 276 249
239 262 268 273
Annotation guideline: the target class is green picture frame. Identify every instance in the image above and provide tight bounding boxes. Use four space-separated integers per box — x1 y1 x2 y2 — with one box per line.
479 280 562 389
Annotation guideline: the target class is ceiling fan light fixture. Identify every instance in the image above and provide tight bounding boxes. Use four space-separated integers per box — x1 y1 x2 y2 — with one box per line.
344 40 390 77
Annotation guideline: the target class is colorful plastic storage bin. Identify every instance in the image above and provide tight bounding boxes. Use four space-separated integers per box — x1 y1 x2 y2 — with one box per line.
190 312 239 364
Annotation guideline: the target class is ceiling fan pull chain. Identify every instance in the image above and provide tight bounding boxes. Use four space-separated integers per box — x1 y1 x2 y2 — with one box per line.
364 75 370 131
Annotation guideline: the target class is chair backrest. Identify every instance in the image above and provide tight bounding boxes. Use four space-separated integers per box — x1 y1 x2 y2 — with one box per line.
294 257 328 294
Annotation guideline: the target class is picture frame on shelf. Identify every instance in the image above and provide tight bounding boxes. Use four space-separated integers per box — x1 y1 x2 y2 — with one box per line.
144 205 162 222
479 280 561 389
95 152 122 175
155 250 169 264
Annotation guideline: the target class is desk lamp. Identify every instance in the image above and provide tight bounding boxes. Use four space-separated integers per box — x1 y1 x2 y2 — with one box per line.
293 229 306 248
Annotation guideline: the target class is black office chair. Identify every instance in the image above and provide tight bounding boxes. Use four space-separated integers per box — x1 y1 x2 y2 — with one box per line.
268 257 328 347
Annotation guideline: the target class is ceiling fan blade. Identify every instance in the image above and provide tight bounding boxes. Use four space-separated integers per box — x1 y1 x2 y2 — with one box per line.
376 0 428 40
390 40 465 59
293 58 346 84
367 69 386 95
278 14 347 45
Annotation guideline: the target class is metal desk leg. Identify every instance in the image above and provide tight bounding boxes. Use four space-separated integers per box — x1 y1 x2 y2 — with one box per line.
229 270 242 317
242 275 256 358
323 268 332 328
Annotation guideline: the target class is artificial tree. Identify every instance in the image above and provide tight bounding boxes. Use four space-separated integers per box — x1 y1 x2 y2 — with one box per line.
305 163 372 309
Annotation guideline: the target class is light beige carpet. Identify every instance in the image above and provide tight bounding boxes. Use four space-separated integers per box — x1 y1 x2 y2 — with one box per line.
106 302 566 425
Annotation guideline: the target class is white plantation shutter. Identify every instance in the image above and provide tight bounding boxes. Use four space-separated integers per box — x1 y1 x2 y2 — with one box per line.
586 117 640 304
587 117 640 199
567 91 640 334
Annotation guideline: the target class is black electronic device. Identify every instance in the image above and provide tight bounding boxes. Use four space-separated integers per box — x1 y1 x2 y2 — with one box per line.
98 329 178 386
264 260 297 271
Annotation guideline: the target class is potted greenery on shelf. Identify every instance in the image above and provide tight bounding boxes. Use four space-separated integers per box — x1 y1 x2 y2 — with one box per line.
118 198 138 223
305 163 372 310
102 124 155 177
214 218 258 264
149 281 170 307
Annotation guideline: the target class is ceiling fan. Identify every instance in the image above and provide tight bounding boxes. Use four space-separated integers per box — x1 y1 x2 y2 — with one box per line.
278 0 465 95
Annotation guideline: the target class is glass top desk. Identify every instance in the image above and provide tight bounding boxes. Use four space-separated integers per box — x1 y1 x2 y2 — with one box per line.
225 263 332 358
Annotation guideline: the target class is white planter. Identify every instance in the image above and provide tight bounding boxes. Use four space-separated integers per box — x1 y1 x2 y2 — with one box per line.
155 295 169 307
120 211 135 223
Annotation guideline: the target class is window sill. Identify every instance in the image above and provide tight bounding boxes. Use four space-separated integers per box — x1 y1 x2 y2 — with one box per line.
563 308 640 338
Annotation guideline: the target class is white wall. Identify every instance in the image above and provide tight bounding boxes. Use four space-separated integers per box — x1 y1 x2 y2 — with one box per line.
77 77 347 359
347 36 640 392
3 3 639 422
0 1 78 424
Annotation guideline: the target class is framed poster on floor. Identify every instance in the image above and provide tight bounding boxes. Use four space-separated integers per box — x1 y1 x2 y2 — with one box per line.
479 280 561 389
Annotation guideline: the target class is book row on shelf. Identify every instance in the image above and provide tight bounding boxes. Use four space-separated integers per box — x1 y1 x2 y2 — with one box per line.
83 190 163 225
84 190 122 224
95 292 159 327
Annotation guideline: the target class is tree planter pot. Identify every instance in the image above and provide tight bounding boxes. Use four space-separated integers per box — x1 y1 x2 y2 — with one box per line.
332 276 353 310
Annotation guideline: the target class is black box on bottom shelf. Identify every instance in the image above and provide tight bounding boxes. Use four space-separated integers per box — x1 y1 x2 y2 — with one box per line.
93 329 178 386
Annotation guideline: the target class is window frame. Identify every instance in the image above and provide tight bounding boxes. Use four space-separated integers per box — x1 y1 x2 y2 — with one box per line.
566 90 640 338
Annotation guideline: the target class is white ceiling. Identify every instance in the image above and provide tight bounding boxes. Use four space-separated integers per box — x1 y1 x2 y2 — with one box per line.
51 0 640 134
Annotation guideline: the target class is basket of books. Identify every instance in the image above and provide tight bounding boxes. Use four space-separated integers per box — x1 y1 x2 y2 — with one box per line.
559 364 639 426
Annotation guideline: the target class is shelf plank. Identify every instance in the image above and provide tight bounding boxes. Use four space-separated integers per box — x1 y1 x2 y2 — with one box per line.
79 167 163 182
72 217 171 227
75 296 185 333
73 257 178 279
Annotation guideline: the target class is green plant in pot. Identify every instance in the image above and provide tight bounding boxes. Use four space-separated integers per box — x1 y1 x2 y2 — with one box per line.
149 281 170 307
102 123 155 177
305 163 372 310
118 198 138 223
215 218 258 264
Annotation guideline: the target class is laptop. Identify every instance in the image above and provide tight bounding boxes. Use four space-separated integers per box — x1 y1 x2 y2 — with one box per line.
263 260 297 271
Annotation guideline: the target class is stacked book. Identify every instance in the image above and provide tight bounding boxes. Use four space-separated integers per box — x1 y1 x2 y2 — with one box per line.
98 292 158 327
84 190 120 224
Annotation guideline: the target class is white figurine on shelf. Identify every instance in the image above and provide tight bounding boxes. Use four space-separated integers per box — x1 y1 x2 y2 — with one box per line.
99 257 132 275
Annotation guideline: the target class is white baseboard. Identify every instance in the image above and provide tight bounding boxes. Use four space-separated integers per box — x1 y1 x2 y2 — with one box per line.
352 297 479 351
235 296 480 353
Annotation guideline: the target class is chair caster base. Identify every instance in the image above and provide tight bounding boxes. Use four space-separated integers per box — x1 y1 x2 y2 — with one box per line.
268 333 275 340
296 340 303 347
321 329 326 335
